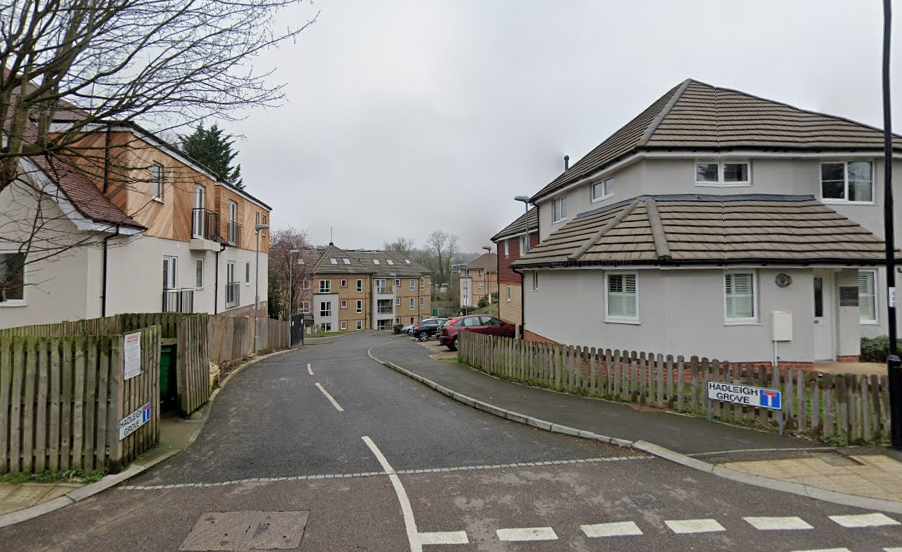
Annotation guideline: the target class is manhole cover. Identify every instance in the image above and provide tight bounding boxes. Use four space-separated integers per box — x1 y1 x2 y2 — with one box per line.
630 492 661 509
180 511 309 551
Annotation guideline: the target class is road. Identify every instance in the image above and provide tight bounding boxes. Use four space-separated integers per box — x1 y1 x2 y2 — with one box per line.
2 332 901 551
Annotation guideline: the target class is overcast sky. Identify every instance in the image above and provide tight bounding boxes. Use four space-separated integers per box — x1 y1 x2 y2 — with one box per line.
232 0 900 253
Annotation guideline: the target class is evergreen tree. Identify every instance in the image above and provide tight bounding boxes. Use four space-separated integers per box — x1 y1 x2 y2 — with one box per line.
180 123 244 189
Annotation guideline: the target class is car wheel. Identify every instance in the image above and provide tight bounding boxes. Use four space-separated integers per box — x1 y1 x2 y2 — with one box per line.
448 337 459 351
418 332 429 342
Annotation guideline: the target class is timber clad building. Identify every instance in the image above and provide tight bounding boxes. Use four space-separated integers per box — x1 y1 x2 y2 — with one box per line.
309 245 432 331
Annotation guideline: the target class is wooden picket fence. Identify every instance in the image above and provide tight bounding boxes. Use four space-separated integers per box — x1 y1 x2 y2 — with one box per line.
177 315 210 415
0 326 160 475
208 315 290 365
458 332 892 445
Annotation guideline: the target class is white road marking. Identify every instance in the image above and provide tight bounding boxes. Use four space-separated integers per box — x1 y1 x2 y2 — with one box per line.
419 532 468 545
664 519 726 534
307 363 313 375
315 383 344 412
829 513 900 528
496 527 558 542
744 516 813 531
792 549 851 552
581 521 643 537
885 548 902 552
362 436 422 552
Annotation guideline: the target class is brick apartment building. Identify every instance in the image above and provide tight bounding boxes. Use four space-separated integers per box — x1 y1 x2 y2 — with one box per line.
458 252 499 309
491 208 538 325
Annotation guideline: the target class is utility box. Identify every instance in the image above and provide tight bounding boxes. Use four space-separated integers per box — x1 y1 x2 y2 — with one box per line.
771 311 793 342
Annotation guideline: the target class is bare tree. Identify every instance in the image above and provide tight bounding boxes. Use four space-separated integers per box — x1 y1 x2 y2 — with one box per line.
424 230 460 287
267 226 316 320
382 237 416 256
0 0 318 290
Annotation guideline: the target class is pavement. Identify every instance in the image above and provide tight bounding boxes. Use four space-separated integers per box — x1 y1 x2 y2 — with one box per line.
1 332 901 551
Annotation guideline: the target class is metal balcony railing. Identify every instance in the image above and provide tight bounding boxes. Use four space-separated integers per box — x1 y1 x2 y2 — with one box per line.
163 288 195 313
225 282 240 309
374 284 394 295
192 208 221 241
377 306 394 314
227 221 243 247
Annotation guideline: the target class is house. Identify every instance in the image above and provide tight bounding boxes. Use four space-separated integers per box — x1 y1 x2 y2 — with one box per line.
511 78 900 364
0 119 271 329
458 253 498 309
492 208 538 324
310 245 432 331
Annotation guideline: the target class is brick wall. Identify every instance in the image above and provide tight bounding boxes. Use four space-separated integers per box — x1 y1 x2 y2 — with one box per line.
498 233 538 285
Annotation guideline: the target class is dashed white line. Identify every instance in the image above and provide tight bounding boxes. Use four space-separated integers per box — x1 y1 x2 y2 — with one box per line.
664 519 726 534
581 521 643 538
828 513 900 528
885 548 902 552
419 531 468 545
316 383 344 412
792 549 851 552
496 527 558 542
307 363 313 375
744 516 813 531
362 436 421 552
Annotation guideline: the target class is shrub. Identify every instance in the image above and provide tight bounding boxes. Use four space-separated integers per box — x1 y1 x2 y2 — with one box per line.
478 296 488 309
860 336 902 363
392 323 403 334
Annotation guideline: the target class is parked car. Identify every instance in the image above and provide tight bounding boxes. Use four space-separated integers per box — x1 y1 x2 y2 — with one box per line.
402 317 441 335
411 318 447 341
438 315 516 350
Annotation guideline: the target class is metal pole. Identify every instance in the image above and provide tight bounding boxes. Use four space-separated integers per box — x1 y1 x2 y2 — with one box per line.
289 255 293 346
254 229 260 353
883 0 902 450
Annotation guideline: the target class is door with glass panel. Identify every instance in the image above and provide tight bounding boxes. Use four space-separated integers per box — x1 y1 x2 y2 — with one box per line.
813 271 835 361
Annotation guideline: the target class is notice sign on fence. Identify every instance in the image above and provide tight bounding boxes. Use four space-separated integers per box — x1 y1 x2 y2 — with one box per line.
119 402 151 440
124 331 141 380
707 382 782 410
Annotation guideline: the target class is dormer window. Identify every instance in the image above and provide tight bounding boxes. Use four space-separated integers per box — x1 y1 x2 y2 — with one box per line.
695 161 751 186
821 161 873 203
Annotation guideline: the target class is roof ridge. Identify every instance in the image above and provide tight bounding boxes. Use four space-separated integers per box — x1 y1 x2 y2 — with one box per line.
637 79 693 146
644 198 671 260
568 198 642 262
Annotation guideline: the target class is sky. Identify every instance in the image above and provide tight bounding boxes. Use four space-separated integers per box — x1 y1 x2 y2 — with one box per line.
231 0 901 253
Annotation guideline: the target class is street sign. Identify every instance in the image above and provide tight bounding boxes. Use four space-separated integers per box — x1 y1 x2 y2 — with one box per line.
119 402 151 440
706 381 782 410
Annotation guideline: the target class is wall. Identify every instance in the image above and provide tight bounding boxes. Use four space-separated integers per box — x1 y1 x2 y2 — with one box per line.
499 281 523 324
522 267 844 363
312 292 339 330
395 275 431 324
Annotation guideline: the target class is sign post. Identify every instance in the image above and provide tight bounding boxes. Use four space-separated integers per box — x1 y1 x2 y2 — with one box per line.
706 381 784 436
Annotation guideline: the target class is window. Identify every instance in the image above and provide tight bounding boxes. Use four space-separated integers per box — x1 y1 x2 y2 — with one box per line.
151 162 163 200
302 279 310 290
420 297 425 309
341 300 348 309
330 258 338 265
0 252 26 304
606 273 638 322
320 301 332 317
356 300 363 313
343 258 351 265
405 259 411 264
322 323 332 332
410 279 415 291
387 260 394 265
504 240 510 258
478 269 482 277
420 277 425 289
695 161 751 186
725 272 757 322
553 197 567 222
163 256 178 290
373 259 380 265
395 279 401 286
409 298 415 310
245 262 250 285
262 215 267 236
356 321 363 330
532 271 539 291
591 178 614 201
860 270 878 323
395 298 401 307
506 285 511 301
821 161 873 203
357 279 363 292
301 301 310 313
341 321 348 330
320 279 331 293
520 235 528 254
341 279 348 287
195 259 204 289
478 282 484 292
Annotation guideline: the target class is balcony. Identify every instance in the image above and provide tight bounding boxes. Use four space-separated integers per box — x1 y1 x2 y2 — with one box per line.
374 284 394 296
163 288 195 313
227 221 243 248
190 208 222 251
377 306 394 315
225 282 240 309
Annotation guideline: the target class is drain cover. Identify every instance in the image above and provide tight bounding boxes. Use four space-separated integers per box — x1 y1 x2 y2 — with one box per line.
630 492 661 509
180 511 309 551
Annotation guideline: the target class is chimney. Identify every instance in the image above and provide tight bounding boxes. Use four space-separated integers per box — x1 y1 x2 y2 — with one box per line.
564 155 570 170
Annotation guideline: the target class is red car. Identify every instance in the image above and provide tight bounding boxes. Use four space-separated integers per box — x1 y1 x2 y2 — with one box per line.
438 315 516 351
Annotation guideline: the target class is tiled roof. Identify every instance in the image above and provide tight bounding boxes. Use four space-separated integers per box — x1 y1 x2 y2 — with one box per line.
311 246 432 277
312 245 375 275
491 208 538 242
532 79 902 201
511 194 885 267
466 253 498 272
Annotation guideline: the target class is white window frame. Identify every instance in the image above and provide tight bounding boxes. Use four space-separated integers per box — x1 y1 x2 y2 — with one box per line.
820 161 875 205
301 301 310 313
420 277 425 289
532 271 539 291
859 269 879 324
322 322 332 332
395 278 401 287
302 279 310 290
341 321 348 331
195 258 204 290
357 279 363 292
504 240 510 258
520 235 528 254
552 197 567 223
409 279 415 291
695 160 752 187
151 162 163 201
409 297 415 310
341 279 348 287
356 321 363 330
0 251 27 306
356 300 363 313
506 285 511 302
340 299 348 309
395 298 401 307
478 282 484 292
420 297 425 309
320 301 332 317
591 177 614 202
320 279 331 293
604 272 639 324
163 256 178 290
724 271 758 324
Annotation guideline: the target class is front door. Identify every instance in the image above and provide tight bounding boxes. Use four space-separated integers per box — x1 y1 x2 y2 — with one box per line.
813 271 835 361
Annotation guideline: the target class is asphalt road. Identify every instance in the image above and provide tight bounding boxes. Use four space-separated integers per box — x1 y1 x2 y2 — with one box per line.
2 332 902 552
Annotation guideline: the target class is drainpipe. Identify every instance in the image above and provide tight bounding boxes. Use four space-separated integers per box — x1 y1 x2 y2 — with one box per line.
512 266 525 339
214 243 227 314
101 225 121 317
